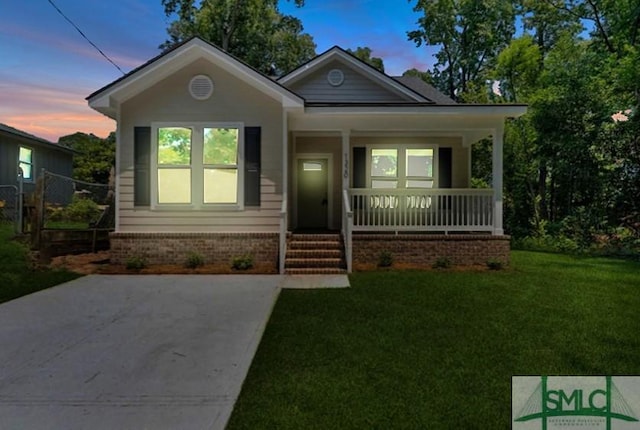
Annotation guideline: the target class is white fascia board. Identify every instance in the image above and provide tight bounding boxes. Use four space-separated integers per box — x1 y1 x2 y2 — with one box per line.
305 105 528 117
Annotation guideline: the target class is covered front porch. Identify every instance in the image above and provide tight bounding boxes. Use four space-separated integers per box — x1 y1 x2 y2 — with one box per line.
279 105 525 273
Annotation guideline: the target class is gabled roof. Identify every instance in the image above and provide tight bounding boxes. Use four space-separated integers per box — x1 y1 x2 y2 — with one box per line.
87 37 305 119
0 123 73 153
392 76 456 105
278 46 433 103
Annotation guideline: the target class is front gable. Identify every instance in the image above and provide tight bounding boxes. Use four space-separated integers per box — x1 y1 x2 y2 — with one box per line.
87 37 304 119
279 47 430 104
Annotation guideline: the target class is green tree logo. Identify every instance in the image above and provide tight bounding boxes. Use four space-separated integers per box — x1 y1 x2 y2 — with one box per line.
515 376 638 430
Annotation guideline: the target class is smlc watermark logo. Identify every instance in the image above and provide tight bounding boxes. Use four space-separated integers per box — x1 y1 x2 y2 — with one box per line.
512 376 640 430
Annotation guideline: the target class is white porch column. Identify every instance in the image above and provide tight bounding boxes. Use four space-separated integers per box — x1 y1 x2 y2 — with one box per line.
341 129 350 232
492 124 504 235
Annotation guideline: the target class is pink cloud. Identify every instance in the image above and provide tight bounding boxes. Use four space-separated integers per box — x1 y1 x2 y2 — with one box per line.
0 81 114 142
2 112 114 143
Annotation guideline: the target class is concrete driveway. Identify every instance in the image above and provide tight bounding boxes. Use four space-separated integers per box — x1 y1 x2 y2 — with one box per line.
0 275 281 430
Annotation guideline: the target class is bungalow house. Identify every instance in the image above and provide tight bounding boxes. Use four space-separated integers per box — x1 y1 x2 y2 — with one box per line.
87 37 526 273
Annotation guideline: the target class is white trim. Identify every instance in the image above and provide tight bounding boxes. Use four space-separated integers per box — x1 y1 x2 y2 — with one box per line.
492 124 505 235
150 121 245 211
115 111 121 231
305 105 528 116
293 153 334 230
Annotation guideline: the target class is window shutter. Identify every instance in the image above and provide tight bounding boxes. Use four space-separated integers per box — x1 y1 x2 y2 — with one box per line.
134 127 151 206
438 147 452 188
352 147 366 188
244 127 261 207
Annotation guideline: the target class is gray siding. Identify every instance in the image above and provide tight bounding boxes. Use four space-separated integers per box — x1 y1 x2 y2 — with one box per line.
0 133 73 194
288 60 413 103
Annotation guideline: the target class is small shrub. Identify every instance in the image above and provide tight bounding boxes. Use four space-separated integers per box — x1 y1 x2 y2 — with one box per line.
232 254 253 270
48 195 102 223
125 256 146 271
432 257 452 269
378 250 393 267
185 252 205 269
486 259 504 270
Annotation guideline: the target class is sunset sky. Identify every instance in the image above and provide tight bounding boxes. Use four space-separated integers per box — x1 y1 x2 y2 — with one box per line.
0 0 436 143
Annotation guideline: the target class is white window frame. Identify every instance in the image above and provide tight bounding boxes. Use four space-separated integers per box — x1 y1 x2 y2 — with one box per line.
366 144 438 189
18 145 34 182
151 122 244 210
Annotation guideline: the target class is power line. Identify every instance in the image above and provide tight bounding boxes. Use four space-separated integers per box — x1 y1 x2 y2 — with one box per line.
47 0 125 75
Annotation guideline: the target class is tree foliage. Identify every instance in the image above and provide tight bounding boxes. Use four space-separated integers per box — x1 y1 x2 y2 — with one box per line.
411 0 640 249
409 0 515 101
346 46 385 72
160 0 316 74
59 132 115 184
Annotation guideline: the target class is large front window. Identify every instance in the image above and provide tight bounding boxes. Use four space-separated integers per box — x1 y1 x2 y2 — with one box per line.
153 123 243 208
369 146 435 189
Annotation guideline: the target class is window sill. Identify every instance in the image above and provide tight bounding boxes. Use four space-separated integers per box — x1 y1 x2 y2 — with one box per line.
150 204 243 212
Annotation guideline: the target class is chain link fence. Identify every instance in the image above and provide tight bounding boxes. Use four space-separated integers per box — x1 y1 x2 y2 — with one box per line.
0 185 19 232
41 170 114 230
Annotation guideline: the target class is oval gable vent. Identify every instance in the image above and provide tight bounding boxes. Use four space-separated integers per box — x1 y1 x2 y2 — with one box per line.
189 75 214 100
327 69 344 87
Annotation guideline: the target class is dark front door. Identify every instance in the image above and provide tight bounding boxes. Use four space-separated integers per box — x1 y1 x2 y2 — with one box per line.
297 158 328 229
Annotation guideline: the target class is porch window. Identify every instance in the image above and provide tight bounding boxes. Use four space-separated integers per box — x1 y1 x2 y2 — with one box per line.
153 123 244 208
368 146 436 209
18 146 33 181
371 149 398 188
368 146 435 189
405 149 434 188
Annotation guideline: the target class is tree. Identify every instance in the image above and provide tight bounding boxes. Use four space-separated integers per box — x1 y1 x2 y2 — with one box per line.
408 0 515 101
59 132 115 184
402 68 433 84
346 47 385 72
160 0 316 74
493 36 541 103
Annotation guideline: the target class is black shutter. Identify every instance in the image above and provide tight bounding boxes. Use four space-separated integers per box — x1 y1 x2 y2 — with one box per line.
438 147 452 188
352 147 366 188
244 127 261 207
134 127 151 206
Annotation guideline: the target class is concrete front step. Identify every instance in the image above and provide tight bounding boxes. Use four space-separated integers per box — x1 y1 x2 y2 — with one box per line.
285 258 345 268
286 249 343 259
285 268 348 275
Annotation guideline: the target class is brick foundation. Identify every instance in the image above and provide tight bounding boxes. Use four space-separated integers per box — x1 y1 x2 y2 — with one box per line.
352 233 511 268
110 232 279 269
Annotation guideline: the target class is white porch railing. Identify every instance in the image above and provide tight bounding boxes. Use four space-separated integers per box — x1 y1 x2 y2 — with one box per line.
342 190 353 273
347 188 494 232
279 198 287 274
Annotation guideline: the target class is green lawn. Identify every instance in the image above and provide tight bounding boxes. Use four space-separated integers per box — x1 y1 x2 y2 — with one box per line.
228 251 640 429
0 223 80 304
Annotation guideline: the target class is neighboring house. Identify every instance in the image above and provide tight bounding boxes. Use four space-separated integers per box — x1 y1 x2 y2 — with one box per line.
0 123 73 194
87 37 526 273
